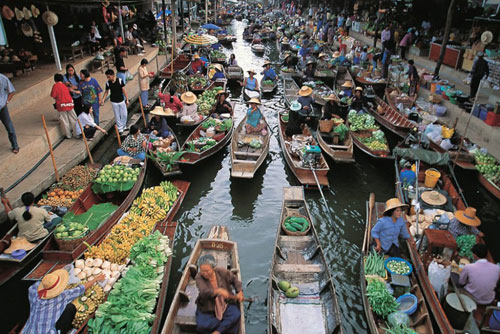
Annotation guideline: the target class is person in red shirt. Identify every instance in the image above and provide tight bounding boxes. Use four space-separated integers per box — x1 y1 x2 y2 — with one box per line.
50 74 77 139
158 88 183 114
190 54 205 74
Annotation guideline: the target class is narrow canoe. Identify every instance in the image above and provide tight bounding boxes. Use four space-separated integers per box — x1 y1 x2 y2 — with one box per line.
278 113 329 188
160 54 191 79
350 130 392 160
365 97 417 138
283 77 300 107
251 43 265 54
148 125 183 178
226 65 244 82
317 114 354 163
161 225 246 334
478 172 500 200
361 195 434 334
268 186 343 334
230 116 270 178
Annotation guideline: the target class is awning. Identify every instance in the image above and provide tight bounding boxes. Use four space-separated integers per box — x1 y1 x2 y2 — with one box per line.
393 147 451 166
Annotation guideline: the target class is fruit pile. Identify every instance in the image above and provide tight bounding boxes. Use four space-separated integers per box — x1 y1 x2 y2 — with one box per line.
60 165 99 191
55 221 88 240
348 111 379 132
278 280 300 298
283 216 309 233
359 130 389 151
85 181 178 264
474 152 500 186
188 75 208 89
38 189 84 208
210 50 226 59
94 165 139 184
198 86 224 114
70 284 106 328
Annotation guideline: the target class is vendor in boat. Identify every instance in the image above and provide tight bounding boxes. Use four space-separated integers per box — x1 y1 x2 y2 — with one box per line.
211 64 226 81
458 243 500 307
228 54 238 66
371 198 412 257
340 80 353 97
117 125 147 161
4 192 60 243
246 98 266 135
240 69 259 94
261 61 278 82
281 37 290 51
448 207 484 239
316 53 329 70
303 60 316 82
195 254 243 334
283 53 297 68
322 94 344 120
297 85 314 119
146 107 172 138
180 91 202 123
351 86 367 112
24 268 105 334
329 51 342 67
211 90 232 119
285 100 303 137
190 54 206 74
399 159 416 186
158 88 183 114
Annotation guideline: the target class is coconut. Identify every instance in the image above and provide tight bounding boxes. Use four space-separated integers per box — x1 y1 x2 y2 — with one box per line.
85 258 94 267
92 267 102 275
103 284 112 292
75 259 85 269
93 258 103 268
110 263 119 272
77 272 87 280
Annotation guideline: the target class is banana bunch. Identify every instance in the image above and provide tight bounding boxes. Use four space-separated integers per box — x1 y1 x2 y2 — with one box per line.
71 285 104 328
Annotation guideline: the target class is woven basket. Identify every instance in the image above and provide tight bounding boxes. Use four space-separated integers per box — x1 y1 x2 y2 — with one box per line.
55 231 89 252
282 214 311 236
319 119 334 133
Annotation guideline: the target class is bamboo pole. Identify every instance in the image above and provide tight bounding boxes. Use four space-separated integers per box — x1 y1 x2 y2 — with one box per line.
171 0 176 74
114 125 122 146
41 114 59 182
77 119 94 164
138 96 148 128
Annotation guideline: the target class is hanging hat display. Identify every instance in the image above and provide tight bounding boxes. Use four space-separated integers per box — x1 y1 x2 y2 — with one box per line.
21 23 34 37
23 7 32 20
42 11 58 26
2 6 15 21
14 7 24 21
31 5 41 18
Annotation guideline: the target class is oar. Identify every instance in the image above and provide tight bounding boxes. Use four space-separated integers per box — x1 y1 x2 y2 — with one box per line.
308 162 338 235
362 193 376 252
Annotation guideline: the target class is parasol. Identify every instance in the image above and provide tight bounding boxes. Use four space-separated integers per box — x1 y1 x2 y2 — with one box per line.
201 23 221 30
183 34 218 46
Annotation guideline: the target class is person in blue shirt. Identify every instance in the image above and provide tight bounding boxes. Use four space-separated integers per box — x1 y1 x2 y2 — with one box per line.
240 69 260 99
211 64 226 81
211 42 222 50
245 98 266 134
371 198 412 257
341 80 353 97
261 61 278 82
296 86 315 128
399 160 416 186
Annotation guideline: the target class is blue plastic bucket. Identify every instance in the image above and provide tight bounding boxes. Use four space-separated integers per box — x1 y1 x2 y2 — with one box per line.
396 294 418 315
490 310 500 330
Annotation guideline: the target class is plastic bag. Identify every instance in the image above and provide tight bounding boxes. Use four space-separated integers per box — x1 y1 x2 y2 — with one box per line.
440 139 454 151
387 312 410 327
428 260 451 300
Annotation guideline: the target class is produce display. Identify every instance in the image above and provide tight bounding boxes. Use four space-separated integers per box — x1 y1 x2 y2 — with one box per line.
85 181 178 264
70 284 106 328
348 111 389 152
152 137 176 154
186 137 217 152
456 234 476 259
474 152 500 187
278 280 300 298
385 259 411 275
383 323 414 334
198 86 224 114
210 50 226 60
366 279 399 318
364 250 386 277
74 258 124 287
201 118 218 129
333 124 349 142
62 202 117 232
359 135 389 152
188 75 208 89
88 231 172 334
55 221 88 241
281 66 295 73
92 164 140 194
348 111 379 132
38 189 84 208
262 80 275 86
149 151 184 172
283 216 309 233
217 119 233 132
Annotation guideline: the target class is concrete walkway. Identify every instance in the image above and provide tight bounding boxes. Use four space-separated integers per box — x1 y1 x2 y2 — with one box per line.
0 46 169 220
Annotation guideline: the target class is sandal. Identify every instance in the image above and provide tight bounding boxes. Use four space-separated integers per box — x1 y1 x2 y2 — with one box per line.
12 148 19 154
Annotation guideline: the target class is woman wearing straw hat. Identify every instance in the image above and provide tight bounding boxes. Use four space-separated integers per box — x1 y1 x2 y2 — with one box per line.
285 100 303 137
261 61 278 82
245 98 266 134
179 91 201 124
240 69 260 99
211 64 226 81
211 90 232 119
322 94 344 120
303 60 315 82
351 86 366 112
448 207 484 239
297 85 315 121
146 107 172 138
371 198 412 257
24 269 105 334
340 80 353 97
317 53 329 70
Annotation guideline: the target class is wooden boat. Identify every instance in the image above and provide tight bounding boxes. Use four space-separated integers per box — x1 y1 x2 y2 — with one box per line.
242 86 260 102
350 129 392 160
230 116 270 178
251 42 265 54
268 186 343 334
361 194 434 334
314 68 337 80
385 87 417 111
260 78 277 94
317 114 354 163
478 172 500 200
148 125 182 177
22 159 147 281
226 65 244 82
283 77 299 107
353 72 387 97
278 113 329 188
312 83 334 106
160 54 191 79
365 97 417 138
161 225 245 334
177 103 235 165
188 73 211 94
334 67 355 91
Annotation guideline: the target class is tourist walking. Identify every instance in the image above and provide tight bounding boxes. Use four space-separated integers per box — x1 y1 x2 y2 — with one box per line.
101 69 129 134
470 52 489 99
138 58 153 109
78 70 102 124
115 47 129 85
0 73 19 154
50 74 77 139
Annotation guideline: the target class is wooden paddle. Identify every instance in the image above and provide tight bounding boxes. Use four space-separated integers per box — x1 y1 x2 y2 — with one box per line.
363 193 375 252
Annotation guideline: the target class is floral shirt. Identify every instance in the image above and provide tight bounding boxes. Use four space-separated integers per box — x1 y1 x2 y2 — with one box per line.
121 133 147 155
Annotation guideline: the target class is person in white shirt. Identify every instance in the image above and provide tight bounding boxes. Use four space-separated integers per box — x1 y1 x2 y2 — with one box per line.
76 104 107 140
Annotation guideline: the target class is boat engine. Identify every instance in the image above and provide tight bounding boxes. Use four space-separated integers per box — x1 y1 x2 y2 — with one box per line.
302 145 322 168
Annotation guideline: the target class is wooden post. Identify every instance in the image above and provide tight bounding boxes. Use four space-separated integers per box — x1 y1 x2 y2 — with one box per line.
77 119 94 164
138 96 148 127
205 0 208 24
41 114 59 182
171 0 177 74
114 125 122 146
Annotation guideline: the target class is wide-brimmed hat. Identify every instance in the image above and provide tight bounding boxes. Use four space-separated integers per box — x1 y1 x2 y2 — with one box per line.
23 7 32 20
216 90 229 97
193 54 200 59
2 6 14 20
332 51 341 58
37 269 69 299
383 198 408 214
454 207 481 227
150 106 171 117
262 60 271 67
21 23 34 37
282 37 289 44
318 53 327 58
284 53 292 59
42 10 58 26
214 63 223 71
248 97 261 105
421 190 447 206
481 31 493 45
181 91 197 104
247 69 256 74
306 59 315 65
299 86 313 96
30 5 40 18
4 237 36 254
324 94 339 101
14 7 24 21
355 86 363 92
341 81 353 88
290 100 302 111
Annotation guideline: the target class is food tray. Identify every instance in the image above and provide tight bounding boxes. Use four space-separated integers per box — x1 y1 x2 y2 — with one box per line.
384 257 413 276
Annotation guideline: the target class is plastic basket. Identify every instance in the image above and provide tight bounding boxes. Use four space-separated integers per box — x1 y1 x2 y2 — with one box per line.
384 257 413 276
396 293 418 315
282 215 311 236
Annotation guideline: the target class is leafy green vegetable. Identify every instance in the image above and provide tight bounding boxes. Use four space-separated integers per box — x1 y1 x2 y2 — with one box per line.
333 124 348 142
366 279 399 318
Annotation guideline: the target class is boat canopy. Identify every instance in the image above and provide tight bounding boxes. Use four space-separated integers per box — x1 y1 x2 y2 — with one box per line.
393 147 450 166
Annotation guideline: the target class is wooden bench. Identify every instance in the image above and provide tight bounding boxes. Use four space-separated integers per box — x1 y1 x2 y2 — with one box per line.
59 45 85 62
91 54 114 73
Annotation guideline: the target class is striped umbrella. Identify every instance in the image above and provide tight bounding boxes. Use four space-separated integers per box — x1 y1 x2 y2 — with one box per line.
183 34 218 46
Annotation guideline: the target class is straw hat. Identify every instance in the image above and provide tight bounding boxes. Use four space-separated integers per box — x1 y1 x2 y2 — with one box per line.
23 7 32 20
324 94 339 101
421 190 447 206
355 86 363 92
481 31 493 45
2 6 14 20
262 60 271 67
290 100 302 111
150 106 171 117
31 5 40 18
383 198 408 214
332 51 341 58
216 90 229 97
299 86 313 96
21 23 34 37
193 54 200 59
181 91 197 104
247 69 256 74
37 269 69 299
318 53 327 58
454 207 481 227
282 37 289 44
306 59 315 65
42 11 58 26
4 237 36 254
214 63 223 72
11 55 21 62
248 97 261 105
14 7 24 21
341 81 353 88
